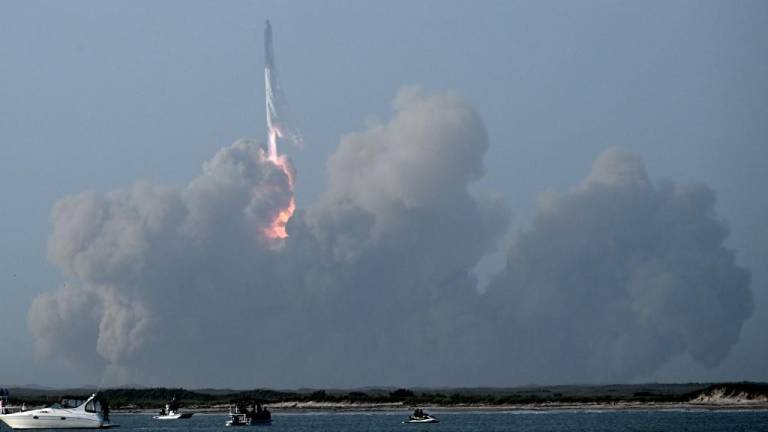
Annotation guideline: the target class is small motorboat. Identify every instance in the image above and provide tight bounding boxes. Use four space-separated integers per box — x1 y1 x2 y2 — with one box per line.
225 402 271 426
0 393 115 429
153 411 193 420
153 397 193 420
405 416 439 424
404 408 439 424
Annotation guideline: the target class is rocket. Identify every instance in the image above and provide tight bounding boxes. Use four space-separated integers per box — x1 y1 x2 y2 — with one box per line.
262 19 298 240
264 20 279 134
263 19 302 153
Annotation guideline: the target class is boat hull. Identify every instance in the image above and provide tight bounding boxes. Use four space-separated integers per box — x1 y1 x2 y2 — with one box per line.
153 413 193 420
405 417 439 424
225 421 272 426
0 413 108 429
225 418 271 426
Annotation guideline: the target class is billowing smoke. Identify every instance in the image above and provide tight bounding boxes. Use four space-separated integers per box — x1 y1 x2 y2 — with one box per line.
481 147 753 384
28 90 752 387
29 88 507 387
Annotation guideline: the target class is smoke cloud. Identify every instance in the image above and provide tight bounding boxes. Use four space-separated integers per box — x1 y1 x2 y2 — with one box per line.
481 147 753 383
29 88 506 387
28 90 752 387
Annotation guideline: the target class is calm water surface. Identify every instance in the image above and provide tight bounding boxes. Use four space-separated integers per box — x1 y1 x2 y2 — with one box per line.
110 410 768 432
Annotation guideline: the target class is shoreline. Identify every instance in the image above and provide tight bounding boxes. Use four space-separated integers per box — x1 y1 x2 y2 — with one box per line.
8 383 767 415
113 401 768 414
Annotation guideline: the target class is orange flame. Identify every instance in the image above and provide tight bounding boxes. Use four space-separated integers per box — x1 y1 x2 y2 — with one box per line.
264 196 295 239
264 128 296 240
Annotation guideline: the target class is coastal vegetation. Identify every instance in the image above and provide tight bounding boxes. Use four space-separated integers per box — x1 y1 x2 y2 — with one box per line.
2 383 766 409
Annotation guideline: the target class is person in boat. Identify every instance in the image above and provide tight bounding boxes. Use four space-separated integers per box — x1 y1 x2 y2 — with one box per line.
237 402 248 417
252 403 270 422
101 397 110 422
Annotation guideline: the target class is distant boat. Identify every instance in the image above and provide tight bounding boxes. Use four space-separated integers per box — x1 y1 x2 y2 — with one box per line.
153 396 193 420
404 408 439 424
154 411 193 420
225 402 271 426
0 393 116 429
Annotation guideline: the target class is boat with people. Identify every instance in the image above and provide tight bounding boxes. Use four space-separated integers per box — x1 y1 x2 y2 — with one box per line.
225 401 271 426
404 408 439 423
0 393 115 429
0 388 24 416
153 396 193 420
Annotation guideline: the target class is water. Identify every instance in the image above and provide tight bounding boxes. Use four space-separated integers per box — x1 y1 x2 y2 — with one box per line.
111 410 768 432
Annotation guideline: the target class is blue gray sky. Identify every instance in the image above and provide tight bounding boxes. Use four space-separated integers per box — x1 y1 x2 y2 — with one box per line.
0 1 766 388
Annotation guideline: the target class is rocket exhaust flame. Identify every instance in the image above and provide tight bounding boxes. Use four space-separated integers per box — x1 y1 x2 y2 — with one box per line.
263 20 299 240
263 128 296 239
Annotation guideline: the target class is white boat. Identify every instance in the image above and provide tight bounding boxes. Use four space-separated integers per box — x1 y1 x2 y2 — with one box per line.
405 415 439 424
153 410 193 420
153 398 193 420
0 393 115 429
404 409 439 424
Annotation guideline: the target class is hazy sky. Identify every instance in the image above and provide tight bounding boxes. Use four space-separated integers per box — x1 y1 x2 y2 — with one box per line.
1 0 766 388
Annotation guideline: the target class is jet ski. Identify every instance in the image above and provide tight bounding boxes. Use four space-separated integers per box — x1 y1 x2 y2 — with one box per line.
404 408 439 423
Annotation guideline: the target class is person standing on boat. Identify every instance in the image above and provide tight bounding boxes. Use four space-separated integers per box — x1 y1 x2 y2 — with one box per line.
102 398 110 422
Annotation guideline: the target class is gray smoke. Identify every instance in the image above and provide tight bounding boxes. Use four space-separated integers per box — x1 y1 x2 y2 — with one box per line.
481 147 753 384
29 140 296 385
29 88 507 387
28 91 752 387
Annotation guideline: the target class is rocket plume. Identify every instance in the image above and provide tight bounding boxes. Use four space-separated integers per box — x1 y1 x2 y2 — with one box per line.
263 20 300 240
263 129 296 239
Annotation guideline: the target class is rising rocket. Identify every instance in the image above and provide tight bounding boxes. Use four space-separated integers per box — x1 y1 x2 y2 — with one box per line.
264 20 279 134
262 20 298 240
264 20 301 157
